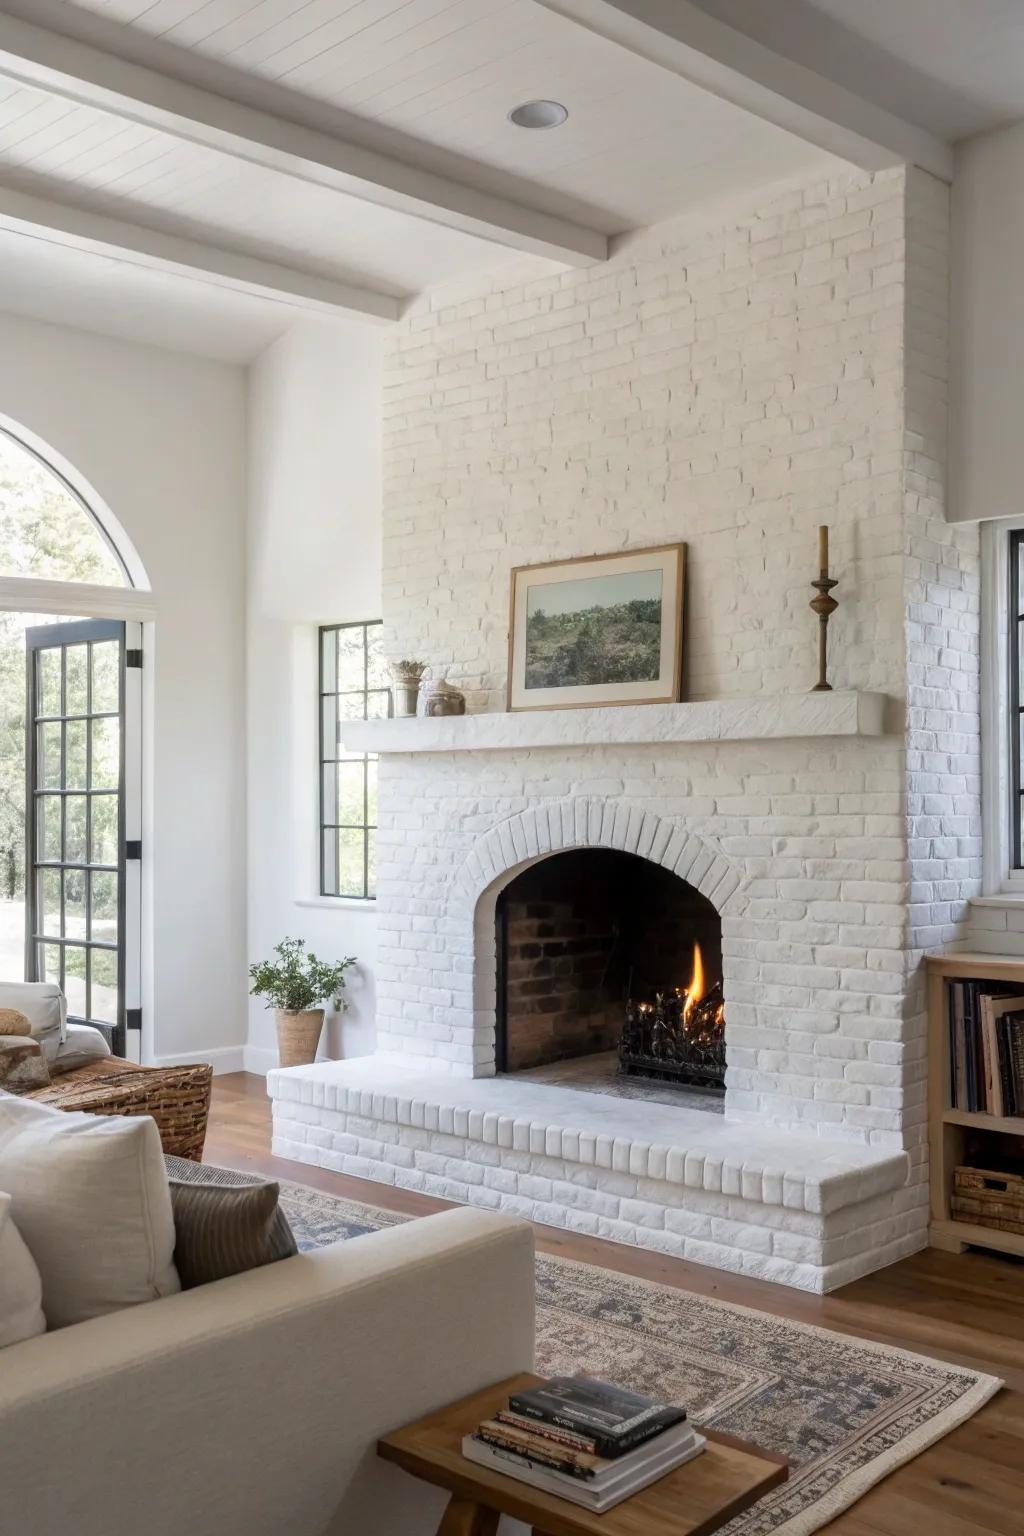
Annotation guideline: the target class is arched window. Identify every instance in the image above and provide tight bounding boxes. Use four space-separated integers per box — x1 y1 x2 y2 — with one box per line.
0 420 143 1059
0 426 129 587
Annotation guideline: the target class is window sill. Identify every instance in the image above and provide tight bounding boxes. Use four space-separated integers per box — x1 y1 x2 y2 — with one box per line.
971 894 1024 908
294 896 377 912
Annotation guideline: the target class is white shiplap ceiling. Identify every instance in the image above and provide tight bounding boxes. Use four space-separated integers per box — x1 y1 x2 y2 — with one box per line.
0 0 967 356
0 76 523 293
2 0 841 236
35 0 834 231
687 0 1024 143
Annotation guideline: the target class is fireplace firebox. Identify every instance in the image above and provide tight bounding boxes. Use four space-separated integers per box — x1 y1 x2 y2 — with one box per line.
494 848 725 1090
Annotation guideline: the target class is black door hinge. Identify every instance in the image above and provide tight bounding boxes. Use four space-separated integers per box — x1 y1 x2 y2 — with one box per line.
126 1008 142 1033
126 649 143 669
125 839 142 860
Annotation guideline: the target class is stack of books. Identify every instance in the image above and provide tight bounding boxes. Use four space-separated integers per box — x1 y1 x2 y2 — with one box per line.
462 1375 705 1513
948 980 1024 1115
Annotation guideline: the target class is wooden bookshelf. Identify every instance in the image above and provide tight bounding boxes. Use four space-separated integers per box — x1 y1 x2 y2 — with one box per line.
925 952 1024 1257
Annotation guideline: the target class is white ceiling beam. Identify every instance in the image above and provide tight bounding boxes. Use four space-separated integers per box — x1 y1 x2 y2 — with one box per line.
537 0 954 182
0 11 606 269
0 186 400 324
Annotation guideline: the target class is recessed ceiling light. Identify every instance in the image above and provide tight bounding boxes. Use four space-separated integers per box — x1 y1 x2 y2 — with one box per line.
509 100 568 129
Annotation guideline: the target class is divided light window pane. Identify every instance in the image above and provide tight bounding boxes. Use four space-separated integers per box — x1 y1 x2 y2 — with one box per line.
319 621 385 900
1010 529 1024 869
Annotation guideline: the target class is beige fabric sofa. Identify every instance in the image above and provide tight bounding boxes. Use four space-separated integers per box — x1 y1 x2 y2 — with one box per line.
0 1206 535 1536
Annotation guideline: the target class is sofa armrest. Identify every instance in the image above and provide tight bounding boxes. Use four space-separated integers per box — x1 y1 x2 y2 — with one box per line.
0 1206 535 1536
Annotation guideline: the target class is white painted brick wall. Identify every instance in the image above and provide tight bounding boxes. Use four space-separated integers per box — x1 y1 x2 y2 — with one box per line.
900 171 981 1183
374 165 978 1201
384 169 908 709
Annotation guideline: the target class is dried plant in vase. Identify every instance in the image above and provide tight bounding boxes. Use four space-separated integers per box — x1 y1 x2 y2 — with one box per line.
389 659 427 717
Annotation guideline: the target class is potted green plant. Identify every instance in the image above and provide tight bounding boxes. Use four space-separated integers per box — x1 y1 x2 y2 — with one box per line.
249 938 356 1068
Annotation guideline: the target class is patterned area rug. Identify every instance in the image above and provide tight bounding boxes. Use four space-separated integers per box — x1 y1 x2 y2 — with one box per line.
278 1180 1002 1536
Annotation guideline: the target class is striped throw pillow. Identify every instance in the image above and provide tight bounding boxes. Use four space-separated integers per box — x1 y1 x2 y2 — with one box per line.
164 1156 297 1289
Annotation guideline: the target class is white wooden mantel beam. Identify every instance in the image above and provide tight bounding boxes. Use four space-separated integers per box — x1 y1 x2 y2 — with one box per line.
0 11 607 269
0 186 400 325
538 0 954 182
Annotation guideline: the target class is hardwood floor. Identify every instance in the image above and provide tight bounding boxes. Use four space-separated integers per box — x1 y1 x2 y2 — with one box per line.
207 1072 1024 1535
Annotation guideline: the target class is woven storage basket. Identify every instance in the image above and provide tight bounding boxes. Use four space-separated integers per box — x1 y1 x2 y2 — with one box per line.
26 1057 213 1161
951 1165 1024 1237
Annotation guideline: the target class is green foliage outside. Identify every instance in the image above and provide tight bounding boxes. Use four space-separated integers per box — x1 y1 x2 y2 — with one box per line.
249 937 356 1014
525 598 662 690
0 433 125 900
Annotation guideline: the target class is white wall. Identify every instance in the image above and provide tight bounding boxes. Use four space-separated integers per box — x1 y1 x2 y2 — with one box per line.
951 120 1024 523
0 310 248 1067
246 319 383 1072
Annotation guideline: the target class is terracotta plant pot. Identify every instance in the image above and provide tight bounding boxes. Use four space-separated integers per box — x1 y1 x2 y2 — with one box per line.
275 1008 325 1068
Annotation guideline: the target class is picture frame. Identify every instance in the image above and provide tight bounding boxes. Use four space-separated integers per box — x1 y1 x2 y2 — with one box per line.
507 543 686 712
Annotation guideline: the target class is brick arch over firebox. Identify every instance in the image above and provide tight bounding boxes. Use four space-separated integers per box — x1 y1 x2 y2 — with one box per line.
452 798 743 919
447 797 745 1077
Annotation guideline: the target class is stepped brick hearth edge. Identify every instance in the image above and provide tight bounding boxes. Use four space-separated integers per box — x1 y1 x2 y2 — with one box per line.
270 1059 913 1293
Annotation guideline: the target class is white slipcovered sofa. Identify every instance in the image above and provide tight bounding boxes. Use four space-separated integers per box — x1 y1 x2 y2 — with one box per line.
0 1206 535 1536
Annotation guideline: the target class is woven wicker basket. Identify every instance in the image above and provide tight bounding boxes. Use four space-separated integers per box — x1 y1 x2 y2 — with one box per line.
951 1165 1024 1237
27 1057 213 1161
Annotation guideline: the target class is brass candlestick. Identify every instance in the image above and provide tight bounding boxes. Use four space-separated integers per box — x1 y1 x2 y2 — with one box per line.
810 525 838 692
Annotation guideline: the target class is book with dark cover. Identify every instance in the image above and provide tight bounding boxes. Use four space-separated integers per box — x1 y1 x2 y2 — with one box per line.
996 1013 1018 1119
506 1376 686 1457
964 982 979 1111
1009 1016 1024 1118
951 982 966 1109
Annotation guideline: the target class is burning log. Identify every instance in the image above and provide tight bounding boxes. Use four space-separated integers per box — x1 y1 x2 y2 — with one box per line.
618 942 726 1090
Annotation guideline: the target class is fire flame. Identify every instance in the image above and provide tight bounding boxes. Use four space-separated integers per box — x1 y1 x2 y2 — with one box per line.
682 942 705 1026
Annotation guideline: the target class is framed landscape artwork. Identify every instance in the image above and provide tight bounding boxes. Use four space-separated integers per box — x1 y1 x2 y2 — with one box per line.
507 543 686 711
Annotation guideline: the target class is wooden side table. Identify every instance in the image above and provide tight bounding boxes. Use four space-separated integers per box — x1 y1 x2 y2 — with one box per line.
379 1373 787 1536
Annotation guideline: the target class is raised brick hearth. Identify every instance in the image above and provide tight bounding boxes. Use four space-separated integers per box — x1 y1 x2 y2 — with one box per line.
270 1057 913 1291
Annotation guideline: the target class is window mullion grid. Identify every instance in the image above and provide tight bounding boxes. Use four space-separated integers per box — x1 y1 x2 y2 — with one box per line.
59 646 66 998
1010 530 1024 870
317 621 381 902
85 640 93 1024
363 625 369 900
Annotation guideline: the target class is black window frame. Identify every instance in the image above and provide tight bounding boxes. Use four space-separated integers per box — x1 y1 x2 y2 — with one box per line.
318 621 387 901
24 618 128 1054
1010 529 1024 869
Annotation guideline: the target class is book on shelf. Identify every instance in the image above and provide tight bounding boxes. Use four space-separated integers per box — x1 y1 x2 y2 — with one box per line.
462 1376 702 1513
947 980 1024 1117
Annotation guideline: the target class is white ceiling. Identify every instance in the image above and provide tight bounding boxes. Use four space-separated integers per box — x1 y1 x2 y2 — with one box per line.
0 77 521 293
39 0 833 232
0 222 303 359
0 0 1016 360
687 0 1024 143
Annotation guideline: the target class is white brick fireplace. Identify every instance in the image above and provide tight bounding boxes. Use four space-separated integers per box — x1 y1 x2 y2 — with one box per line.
270 163 982 1292
272 692 920 1291
349 693 895 1135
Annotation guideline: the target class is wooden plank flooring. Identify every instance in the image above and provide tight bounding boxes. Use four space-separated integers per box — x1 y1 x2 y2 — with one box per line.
207 1073 1024 1535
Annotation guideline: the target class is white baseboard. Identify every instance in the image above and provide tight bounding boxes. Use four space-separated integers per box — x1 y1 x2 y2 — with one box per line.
242 1045 278 1077
150 1045 246 1076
